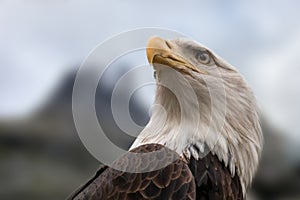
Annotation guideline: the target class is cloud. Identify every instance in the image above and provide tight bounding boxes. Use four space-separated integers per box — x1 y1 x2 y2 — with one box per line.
251 29 300 143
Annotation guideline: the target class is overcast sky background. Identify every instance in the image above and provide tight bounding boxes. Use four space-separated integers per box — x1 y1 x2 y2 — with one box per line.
0 0 300 144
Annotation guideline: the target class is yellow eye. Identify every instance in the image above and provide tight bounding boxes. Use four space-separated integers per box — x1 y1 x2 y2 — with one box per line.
196 51 210 64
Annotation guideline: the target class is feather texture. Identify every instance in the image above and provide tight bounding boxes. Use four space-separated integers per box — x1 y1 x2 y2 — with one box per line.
68 144 195 200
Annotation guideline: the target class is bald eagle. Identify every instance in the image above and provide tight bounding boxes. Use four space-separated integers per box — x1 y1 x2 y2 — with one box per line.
68 37 263 200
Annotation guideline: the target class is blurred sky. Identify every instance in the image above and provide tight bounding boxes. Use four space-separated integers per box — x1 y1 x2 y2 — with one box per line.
0 0 300 143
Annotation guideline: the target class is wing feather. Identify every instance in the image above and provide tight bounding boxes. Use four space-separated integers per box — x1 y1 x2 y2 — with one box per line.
69 143 195 200
188 149 243 200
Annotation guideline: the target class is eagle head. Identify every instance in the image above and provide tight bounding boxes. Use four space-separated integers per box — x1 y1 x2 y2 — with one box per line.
130 36 263 194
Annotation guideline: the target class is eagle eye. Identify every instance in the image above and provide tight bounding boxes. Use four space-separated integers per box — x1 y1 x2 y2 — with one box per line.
196 51 210 64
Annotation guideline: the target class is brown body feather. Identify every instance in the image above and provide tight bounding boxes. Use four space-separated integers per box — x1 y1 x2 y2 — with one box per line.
188 151 243 200
68 144 243 200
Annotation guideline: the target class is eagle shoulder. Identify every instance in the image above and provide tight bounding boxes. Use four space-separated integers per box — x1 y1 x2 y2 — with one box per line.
69 143 195 200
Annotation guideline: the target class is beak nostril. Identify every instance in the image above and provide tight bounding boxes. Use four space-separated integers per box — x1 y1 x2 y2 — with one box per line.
165 41 172 49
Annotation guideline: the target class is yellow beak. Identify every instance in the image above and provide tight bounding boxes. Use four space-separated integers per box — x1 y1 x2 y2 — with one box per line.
146 36 206 75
